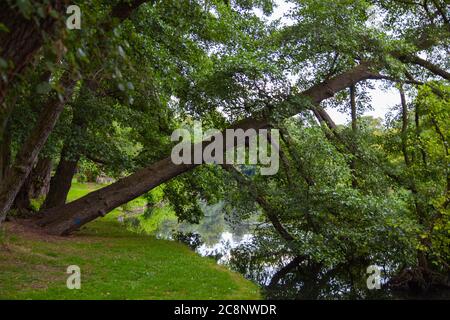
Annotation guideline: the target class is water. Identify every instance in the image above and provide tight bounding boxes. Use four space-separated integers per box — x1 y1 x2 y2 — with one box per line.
151 226 450 299
140 203 450 300
196 232 254 264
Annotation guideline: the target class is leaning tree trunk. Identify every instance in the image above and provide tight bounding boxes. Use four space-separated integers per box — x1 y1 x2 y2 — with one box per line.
36 116 269 235
42 150 80 210
42 79 96 210
36 63 378 235
42 84 91 211
37 157 197 234
0 77 76 224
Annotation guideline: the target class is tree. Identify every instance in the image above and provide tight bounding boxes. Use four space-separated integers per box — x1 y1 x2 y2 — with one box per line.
1 0 449 295
35 0 449 237
0 0 154 223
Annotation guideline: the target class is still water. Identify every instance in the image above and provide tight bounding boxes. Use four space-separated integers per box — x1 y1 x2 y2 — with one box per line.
152 222 449 299
130 202 450 300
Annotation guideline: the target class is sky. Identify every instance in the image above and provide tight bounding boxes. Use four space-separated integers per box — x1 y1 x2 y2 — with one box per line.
329 83 400 125
254 0 402 125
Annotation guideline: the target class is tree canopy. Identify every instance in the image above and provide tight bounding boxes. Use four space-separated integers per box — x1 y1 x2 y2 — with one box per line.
0 0 449 297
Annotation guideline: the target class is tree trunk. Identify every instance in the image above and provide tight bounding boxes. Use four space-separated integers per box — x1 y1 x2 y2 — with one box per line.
36 116 271 234
12 175 32 215
0 1 65 107
399 85 410 166
42 149 79 210
42 84 91 210
38 157 197 234
0 0 149 107
350 85 358 188
0 119 11 182
12 157 53 214
30 157 53 199
36 63 377 235
0 76 76 224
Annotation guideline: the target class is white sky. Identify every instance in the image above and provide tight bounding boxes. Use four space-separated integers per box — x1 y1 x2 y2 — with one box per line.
254 0 401 125
329 84 400 125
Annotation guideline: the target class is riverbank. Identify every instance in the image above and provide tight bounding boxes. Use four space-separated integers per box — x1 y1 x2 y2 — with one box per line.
0 183 260 300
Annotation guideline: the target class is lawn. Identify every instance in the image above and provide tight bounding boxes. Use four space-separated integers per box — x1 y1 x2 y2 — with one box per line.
0 183 260 300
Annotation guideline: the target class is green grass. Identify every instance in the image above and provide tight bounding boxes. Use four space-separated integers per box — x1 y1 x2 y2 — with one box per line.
0 183 260 300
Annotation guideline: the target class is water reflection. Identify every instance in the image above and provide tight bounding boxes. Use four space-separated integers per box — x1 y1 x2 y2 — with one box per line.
228 246 388 299
150 222 450 299
145 203 450 300
196 232 253 264
155 225 386 299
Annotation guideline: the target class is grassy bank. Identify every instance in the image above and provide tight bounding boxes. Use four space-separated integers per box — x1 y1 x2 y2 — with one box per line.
0 183 260 300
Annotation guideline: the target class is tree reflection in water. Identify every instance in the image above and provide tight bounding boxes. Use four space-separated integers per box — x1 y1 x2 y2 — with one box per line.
151 203 450 300
227 241 450 300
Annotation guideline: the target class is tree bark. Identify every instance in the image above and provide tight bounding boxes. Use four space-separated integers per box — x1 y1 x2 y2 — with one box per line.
12 157 53 214
30 157 53 199
402 55 450 81
42 148 79 210
12 175 33 215
0 76 77 224
0 0 151 107
0 1 65 107
36 63 378 235
38 157 198 234
399 85 411 166
350 85 358 188
42 79 97 210
0 119 11 182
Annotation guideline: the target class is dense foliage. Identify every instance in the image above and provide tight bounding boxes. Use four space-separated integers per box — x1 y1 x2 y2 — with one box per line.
0 0 448 297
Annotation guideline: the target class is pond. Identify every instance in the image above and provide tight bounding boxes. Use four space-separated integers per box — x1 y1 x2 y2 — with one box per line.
136 202 450 300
